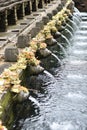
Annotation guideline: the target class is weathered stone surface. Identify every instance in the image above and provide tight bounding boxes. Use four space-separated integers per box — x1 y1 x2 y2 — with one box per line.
52 9 58 15
28 65 44 75
0 10 8 32
47 13 53 19
5 46 19 62
73 0 87 12
38 48 52 58
38 0 44 8
45 38 53 46
67 1 75 13
56 3 63 11
42 16 49 25
7 6 17 25
36 21 44 30
30 27 40 38
17 34 31 48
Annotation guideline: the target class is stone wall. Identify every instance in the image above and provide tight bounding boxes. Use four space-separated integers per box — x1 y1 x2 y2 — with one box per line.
0 0 56 32
73 0 87 12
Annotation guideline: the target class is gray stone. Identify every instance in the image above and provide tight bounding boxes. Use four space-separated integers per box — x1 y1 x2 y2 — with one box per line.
5 46 19 62
47 13 53 19
39 48 51 57
36 21 44 30
61 0 67 5
67 1 75 13
30 27 40 38
17 34 31 48
29 65 44 75
42 16 49 25
57 4 63 11
17 91 29 102
52 9 58 15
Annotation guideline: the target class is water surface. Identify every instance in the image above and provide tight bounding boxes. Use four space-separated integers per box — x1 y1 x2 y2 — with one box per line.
11 12 87 130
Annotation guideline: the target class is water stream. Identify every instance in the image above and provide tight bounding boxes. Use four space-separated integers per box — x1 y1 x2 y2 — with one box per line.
64 28 73 38
29 96 40 107
60 34 70 46
51 53 61 64
68 18 78 30
11 11 87 130
56 42 67 56
66 23 74 33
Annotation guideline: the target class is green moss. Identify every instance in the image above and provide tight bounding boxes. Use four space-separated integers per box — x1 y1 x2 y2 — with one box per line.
0 90 14 128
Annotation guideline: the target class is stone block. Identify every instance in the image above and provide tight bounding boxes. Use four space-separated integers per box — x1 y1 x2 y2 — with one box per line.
5 47 19 62
67 1 75 13
17 34 31 48
30 27 40 38
36 21 44 30
42 16 49 25
47 13 53 19
57 4 63 11
52 9 58 15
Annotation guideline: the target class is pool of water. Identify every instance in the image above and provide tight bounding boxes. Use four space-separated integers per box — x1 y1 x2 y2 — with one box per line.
11 11 87 130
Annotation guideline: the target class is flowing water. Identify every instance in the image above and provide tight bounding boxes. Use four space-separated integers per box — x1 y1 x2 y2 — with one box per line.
51 53 61 64
68 18 78 30
66 23 74 33
64 28 73 38
29 96 40 107
60 34 70 46
56 42 67 56
11 11 87 130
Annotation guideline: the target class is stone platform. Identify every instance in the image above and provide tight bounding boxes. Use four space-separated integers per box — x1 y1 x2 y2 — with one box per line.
0 0 62 74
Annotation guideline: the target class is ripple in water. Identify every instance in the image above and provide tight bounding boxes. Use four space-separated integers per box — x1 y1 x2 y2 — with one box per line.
65 92 86 100
73 50 87 55
67 74 84 79
29 96 40 107
69 60 87 65
50 121 80 130
75 42 87 46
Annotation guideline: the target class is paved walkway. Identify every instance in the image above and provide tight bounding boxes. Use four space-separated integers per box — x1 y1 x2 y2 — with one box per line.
0 0 61 74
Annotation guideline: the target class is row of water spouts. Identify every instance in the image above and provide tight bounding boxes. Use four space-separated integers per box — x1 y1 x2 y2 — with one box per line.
28 7 82 106
14 8 81 106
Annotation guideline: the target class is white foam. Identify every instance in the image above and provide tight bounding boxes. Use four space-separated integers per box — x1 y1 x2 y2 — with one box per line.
75 42 87 46
67 74 83 79
65 92 85 100
50 121 78 130
29 96 40 107
73 50 87 55
69 60 87 65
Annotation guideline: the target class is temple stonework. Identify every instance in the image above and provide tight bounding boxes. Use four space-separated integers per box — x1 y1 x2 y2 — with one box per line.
73 0 87 12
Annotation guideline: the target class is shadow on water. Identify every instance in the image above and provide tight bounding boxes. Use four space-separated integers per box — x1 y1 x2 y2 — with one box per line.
10 8 87 130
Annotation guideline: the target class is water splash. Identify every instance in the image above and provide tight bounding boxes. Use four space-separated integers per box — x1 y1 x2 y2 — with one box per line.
65 92 86 100
73 50 87 55
29 96 40 107
51 53 61 64
44 70 54 78
67 74 86 80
